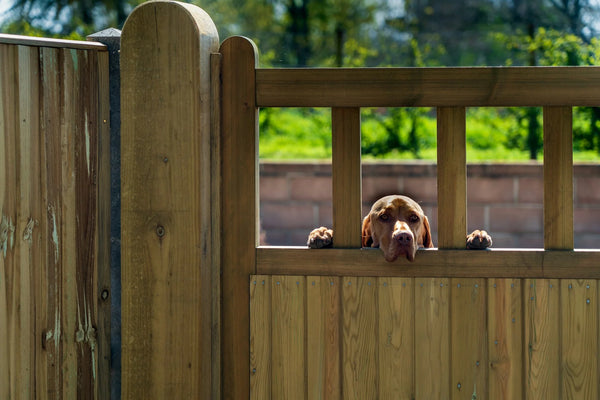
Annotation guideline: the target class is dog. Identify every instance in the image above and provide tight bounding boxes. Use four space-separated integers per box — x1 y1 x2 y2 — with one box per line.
307 195 492 262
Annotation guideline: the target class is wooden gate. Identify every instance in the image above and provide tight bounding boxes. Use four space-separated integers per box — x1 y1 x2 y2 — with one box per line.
221 36 600 400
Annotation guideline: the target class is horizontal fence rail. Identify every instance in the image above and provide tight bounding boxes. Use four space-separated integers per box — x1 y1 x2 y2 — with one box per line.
255 67 600 107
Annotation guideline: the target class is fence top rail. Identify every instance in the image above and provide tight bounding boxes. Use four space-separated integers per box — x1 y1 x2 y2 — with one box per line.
0 33 107 51
256 66 600 108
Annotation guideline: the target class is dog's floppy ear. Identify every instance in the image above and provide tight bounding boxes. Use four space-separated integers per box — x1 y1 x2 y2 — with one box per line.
361 215 373 247
422 215 434 248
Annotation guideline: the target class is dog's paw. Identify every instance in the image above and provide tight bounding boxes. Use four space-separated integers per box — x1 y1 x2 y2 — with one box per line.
466 230 492 250
307 227 333 249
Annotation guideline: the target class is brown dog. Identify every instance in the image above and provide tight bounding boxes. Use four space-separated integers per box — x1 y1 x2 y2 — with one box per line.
307 195 492 262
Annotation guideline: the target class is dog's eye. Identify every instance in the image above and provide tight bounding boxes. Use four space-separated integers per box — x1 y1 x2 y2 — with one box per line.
409 214 420 223
379 214 389 221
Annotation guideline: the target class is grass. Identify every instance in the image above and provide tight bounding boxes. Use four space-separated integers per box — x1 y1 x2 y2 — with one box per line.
259 107 600 163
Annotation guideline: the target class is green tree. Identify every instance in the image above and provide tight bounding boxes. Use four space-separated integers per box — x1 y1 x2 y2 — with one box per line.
2 0 129 36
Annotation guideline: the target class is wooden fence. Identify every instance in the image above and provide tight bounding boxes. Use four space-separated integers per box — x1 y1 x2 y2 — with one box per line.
3 0 600 398
0 35 110 398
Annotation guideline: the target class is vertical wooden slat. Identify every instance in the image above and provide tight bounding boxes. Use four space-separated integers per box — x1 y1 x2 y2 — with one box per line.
60 47 80 400
16 44 40 400
378 278 414 399
343 277 378 399
95 47 111 400
41 46 63 398
488 278 523 400
271 276 306 400
415 278 450 399
220 35 259 400
543 106 573 249
250 276 272 400
451 278 487 400
210 52 223 400
307 276 341 400
121 2 219 398
524 279 560 400
561 280 598 399
0 43 19 400
332 107 362 248
437 107 467 249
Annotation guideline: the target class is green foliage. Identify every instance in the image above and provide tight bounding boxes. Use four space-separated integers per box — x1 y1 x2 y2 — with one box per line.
259 107 600 162
259 108 332 159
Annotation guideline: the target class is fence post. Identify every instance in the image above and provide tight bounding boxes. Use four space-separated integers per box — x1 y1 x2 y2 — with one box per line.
120 2 219 398
87 28 121 400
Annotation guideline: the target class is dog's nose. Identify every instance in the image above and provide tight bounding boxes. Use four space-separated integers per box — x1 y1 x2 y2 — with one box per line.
394 231 413 244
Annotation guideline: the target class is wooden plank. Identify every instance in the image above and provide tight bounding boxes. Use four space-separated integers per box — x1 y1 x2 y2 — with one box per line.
543 106 574 250
219 35 259 400
0 43 19 400
59 46 80 400
488 279 523 400
0 33 107 50
414 278 450 399
250 276 271 400
271 276 306 400
332 107 362 248
95 47 111 400
256 247 600 278
450 278 487 400
437 107 466 249
561 280 598 400
210 52 223 400
16 44 41 400
342 277 378 399
40 45 62 399
306 276 341 400
378 278 414 399
120 2 219 398
524 279 560 400
256 67 600 107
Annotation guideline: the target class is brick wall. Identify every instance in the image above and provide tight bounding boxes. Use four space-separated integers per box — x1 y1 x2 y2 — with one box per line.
259 162 600 248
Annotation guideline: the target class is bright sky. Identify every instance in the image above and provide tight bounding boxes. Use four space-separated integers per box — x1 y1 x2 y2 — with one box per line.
0 0 13 25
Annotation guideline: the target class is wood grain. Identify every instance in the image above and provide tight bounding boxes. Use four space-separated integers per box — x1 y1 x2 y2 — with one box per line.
250 276 271 400
543 106 574 249
120 2 219 398
488 279 523 400
332 108 362 248
256 67 600 107
437 107 467 249
306 276 341 400
220 35 259 400
524 279 560 400
257 247 600 279
95 47 112 400
414 278 450 399
378 278 414 399
0 43 21 400
271 276 306 399
560 280 598 400
450 278 487 400
342 277 378 399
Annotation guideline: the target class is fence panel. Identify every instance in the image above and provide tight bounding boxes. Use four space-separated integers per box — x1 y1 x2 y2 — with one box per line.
0 37 109 399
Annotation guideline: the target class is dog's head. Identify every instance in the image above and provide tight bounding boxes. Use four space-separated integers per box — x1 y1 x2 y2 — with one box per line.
361 195 433 262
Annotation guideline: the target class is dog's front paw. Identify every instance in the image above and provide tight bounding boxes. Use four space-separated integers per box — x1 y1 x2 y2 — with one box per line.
466 230 492 250
307 227 333 249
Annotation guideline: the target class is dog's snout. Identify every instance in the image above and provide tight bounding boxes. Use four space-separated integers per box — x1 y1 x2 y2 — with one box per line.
393 230 413 244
